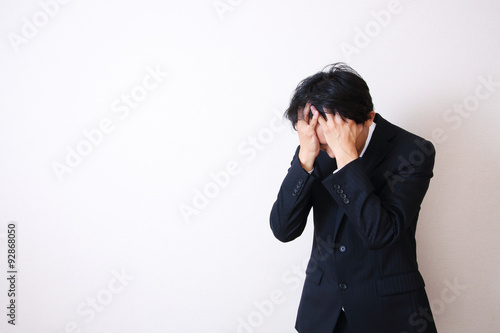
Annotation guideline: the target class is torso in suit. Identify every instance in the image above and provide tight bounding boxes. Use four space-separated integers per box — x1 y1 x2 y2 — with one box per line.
270 113 438 333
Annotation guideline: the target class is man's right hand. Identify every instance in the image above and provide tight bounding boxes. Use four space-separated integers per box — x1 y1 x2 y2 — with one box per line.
297 102 320 172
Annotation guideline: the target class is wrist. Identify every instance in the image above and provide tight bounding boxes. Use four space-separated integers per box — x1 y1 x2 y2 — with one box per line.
335 152 357 170
298 152 314 172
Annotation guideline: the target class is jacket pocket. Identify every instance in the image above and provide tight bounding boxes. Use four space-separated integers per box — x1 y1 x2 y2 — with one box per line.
376 270 425 296
305 260 324 285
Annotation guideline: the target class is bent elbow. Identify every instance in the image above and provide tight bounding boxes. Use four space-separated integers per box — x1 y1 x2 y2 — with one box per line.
270 220 296 243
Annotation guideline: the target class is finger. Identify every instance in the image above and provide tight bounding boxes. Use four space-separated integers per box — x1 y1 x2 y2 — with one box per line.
317 111 326 127
296 118 306 131
334 113 345 126
309 106 320 128
320 112 333 128
343 118 353 129
347 118 360 132
334 113 340 123
324 112 334 126
345 117 355 125
303 102 312 122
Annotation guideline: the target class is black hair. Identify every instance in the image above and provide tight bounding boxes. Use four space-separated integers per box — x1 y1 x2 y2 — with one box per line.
285 63 374 129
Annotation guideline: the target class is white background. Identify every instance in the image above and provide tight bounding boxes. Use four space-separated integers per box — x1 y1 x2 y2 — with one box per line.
1 0 499 332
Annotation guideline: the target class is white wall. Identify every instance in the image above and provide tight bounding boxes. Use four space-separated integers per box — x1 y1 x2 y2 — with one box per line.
1 0 499 332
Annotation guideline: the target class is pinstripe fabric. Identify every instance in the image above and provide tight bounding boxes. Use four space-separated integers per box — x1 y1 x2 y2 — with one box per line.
270 114 438 333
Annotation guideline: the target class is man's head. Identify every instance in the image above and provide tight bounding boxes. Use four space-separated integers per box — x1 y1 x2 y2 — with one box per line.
285 63 374 129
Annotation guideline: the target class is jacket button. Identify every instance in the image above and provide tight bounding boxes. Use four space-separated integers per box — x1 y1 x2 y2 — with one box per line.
336 189 343 194
298 179 303 184
334 184 341 190
339 245 347 253
340 193 347 199
343 198 350 204
339 283 348 290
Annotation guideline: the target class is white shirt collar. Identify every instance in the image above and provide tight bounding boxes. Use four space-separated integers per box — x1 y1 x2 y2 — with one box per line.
359 122 376 158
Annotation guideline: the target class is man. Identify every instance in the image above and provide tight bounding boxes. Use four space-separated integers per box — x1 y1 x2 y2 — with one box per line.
269 63 438 333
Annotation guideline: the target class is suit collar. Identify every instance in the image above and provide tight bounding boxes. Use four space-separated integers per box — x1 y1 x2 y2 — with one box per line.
359 113 396 175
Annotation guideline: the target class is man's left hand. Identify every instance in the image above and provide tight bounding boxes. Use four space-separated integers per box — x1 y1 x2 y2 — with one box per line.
316 110 364 170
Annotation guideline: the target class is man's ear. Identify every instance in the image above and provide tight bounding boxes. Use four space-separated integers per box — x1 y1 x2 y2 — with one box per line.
364 111 376 127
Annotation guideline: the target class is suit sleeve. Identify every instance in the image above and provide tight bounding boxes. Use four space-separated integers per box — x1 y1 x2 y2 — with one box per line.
322 138 436 250
269 146 318 242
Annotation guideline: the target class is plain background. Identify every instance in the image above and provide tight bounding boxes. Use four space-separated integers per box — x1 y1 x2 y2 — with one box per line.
1 0 499 332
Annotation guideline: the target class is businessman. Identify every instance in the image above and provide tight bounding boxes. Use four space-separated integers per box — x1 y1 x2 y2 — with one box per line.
270 63 438 333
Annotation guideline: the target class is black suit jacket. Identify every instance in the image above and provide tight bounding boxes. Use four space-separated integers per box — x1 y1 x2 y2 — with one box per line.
270 114 438 333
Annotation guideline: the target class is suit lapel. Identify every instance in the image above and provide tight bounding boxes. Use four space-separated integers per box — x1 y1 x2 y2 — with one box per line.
358 113 396 175
317 113 396 242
